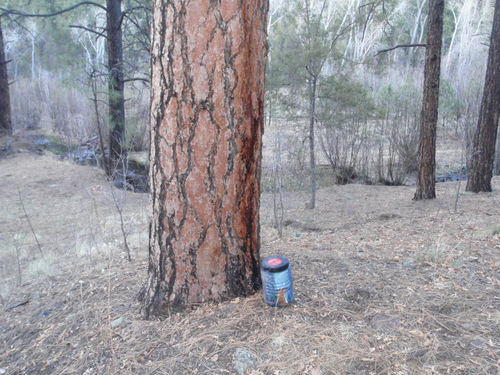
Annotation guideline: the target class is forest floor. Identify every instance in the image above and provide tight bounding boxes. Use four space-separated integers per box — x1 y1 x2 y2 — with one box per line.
0 134 499 375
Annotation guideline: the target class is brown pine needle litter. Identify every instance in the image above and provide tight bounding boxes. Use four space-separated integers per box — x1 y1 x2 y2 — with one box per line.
1 153 500 374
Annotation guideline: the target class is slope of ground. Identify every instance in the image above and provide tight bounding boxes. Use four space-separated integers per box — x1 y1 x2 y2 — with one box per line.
0 143 499 375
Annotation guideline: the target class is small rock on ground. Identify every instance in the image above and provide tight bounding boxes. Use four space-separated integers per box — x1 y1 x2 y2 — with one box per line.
232 348 256 375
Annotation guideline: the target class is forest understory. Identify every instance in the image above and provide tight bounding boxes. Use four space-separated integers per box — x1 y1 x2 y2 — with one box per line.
0 137 499 375
1 0 499 372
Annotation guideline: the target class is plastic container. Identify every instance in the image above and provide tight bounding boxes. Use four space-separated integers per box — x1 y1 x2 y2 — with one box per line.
260 256 294 307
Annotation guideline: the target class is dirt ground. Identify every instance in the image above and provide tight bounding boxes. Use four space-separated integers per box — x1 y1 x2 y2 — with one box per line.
0 135 499 375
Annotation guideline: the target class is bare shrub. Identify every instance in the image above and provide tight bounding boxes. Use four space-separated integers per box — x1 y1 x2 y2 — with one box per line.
267 97 285 237
318 114 374 184
316 77 377 185
455 76 483 169
375 78 421 185
283 132 309 191
125 85 150 152
38 72 94 145
10 78 43 131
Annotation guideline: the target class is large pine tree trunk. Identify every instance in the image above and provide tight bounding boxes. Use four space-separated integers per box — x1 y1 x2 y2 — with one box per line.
0 18 12 136
107 0 126 170
414 0 444 200
141 0 268 317
466 0 500 193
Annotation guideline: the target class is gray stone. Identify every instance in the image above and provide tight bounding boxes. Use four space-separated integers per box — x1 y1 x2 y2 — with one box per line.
232 348 256 375
111 317 124 328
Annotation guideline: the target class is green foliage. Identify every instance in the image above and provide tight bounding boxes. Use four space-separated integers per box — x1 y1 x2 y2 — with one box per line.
318 74 376 122
267 0 346 95
29 135 69 156
375 80 422 117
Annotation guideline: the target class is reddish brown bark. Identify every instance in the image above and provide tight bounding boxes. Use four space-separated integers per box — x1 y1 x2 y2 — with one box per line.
466 0 500 193
0 18 11 136
142 0 268 317
414 0 444 200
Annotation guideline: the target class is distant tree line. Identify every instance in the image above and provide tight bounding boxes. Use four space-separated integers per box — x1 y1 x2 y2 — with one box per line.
266 0 500 204
0 0 499 192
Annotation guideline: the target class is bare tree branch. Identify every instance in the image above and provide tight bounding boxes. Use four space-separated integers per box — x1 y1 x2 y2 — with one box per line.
119 5 151 30
123 77 150 84
375 43 427 56
0 1 107 18
17 186 44 259
70 25 109 40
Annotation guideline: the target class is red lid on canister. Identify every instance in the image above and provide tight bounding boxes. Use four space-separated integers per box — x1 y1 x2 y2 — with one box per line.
261 256 289 273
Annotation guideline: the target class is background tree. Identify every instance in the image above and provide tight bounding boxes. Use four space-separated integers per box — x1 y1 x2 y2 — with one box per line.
414 0 445 200
267 0 353 209
2 0 495 195
141 0 269 317
466 0 500 193
106 0 125 169
1 0 150 174
0 18 11 136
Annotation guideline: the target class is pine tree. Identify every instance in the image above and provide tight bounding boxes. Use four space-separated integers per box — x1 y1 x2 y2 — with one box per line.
414 0 445 200
141 0 268 317
466 0 500 193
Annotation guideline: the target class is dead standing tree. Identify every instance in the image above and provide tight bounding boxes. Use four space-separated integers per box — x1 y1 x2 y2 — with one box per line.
141 0 269 317
466 0 500 193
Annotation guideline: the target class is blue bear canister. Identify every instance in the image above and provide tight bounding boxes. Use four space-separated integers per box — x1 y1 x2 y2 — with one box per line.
261 256 294 307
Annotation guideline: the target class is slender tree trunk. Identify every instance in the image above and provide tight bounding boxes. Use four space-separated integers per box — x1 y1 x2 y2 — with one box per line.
0 18 12 136
309 79 317 209
414 0 444 200
141 0 268 317
466 0 500 192
91 74 111 176
107 0 126 171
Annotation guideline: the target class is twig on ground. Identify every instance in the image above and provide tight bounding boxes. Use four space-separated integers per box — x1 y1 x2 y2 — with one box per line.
17 186 44 259
5 299 30 310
